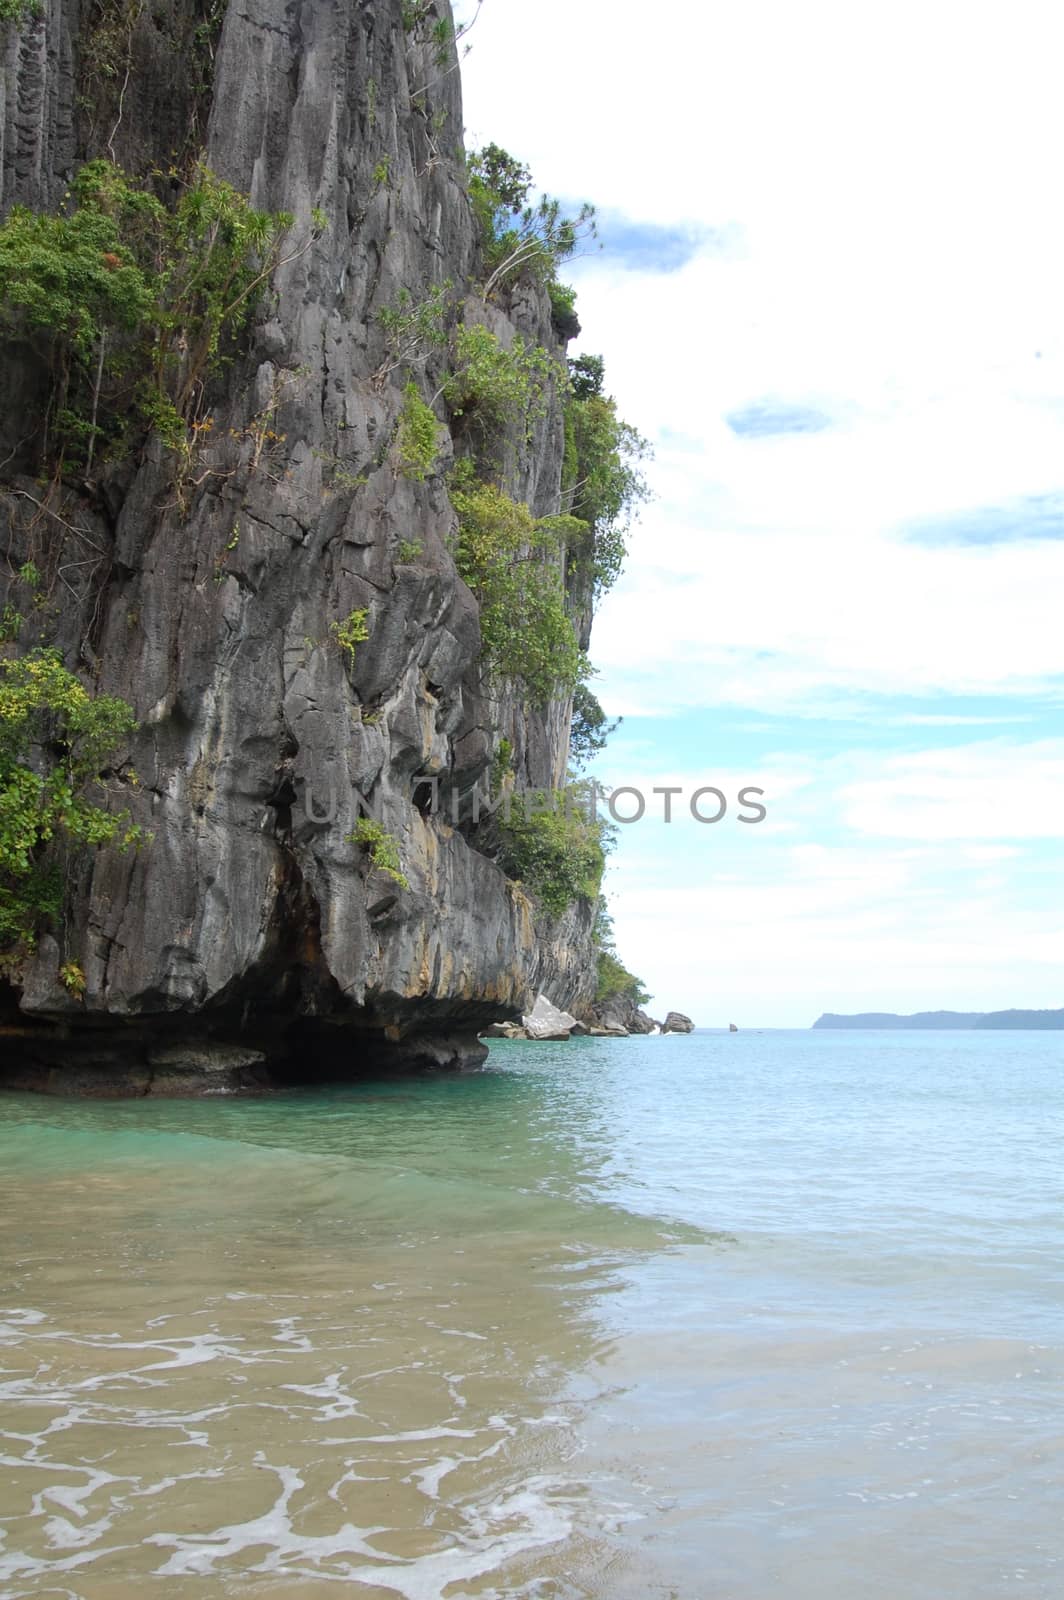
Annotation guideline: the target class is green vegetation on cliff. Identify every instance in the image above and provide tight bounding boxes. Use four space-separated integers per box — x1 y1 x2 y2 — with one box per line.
563 354 651 599
395 382 440 480
467 143 597 301
348 818 409 890
0 650 142 959
0 0 38 23
450 472 586 704
0 159 318 472
592 902 650 1007
496 786 606 919
569 682 620 769
442 323 559 443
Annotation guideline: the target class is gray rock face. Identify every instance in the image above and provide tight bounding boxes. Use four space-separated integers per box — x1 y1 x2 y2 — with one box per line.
583 994 659 1036
663 1012 695 1034
0 0 597 1091
522 994 578 1042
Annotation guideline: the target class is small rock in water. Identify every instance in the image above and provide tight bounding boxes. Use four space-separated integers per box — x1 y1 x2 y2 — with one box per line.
522 995 579 1041
663 1011 695 1034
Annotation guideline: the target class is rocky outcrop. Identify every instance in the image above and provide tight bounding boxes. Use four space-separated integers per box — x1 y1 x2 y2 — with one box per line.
522 994 578 1041
663 1011 695 1034
582 994 658 1035
0 0 597 1092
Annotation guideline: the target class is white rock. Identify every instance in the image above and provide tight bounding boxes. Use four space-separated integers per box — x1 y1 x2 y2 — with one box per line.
522 994 578 1041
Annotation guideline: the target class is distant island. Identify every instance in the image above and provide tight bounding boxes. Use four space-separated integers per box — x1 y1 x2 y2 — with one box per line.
813 1009 1064 1030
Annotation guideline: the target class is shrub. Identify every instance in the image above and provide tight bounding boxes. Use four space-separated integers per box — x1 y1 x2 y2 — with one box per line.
348 817 408 888
595 947 650 1007
59 960 87 997
0 180 155 356
592 900 649 1006
450 477 584 704
547 280 580 341
0 159 313 472
374 282 451 387
330 608 370 663
568 353 605 400
496 787 606 918
569 682 620 769
0 0 39 22
441 323 557 441
395 382 439 480
466 144 596 300
562 365 651 601
0 649 142 952
490 735 514 797
151 165 306 418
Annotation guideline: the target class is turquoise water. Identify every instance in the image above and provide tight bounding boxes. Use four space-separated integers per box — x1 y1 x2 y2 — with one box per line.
1 1029 1062 1596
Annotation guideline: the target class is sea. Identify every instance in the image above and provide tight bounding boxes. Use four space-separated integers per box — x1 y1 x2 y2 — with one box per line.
0 1028 1061 1598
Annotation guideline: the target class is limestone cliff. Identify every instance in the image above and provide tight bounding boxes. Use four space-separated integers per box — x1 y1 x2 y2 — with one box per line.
0 0 599 1091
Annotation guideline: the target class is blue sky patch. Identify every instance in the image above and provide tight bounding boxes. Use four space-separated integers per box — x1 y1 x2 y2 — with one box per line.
587 211 734 272
726 399 836 438
904 492 1064 545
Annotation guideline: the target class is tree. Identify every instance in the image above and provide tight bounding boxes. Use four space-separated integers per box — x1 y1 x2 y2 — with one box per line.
562 358 651 601
466 143 597 300
569 683 619 769
0 650 142 954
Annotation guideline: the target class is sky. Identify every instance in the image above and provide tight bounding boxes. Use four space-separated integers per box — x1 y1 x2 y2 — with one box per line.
456 0 1064 1027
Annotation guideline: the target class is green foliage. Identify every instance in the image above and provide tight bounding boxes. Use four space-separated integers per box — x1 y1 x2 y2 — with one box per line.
547 280 580 340
59 960 87 997
0 159 311 472
375 281 450 387
467 144 531 235
490 736 514 797
189 0 228 97
330 608 370 663
568 353 605 400
595 947 651 1007
496 786 606 919
563 361 651 600
569 682 620 769
0 649 142 952
0 0 40 22
80 0 142 106
0 172 157 359
400 0 433 31
467 144 596 300
450 477 584 705
17 562 41 590
348 817 408 889
396 538 422 563
595 947 650 1005
150 164 298 417
372 156 391 190
395 382 439 480
442 323 557 441
1 604 23 643
402 1 482 75
592 900 650 1006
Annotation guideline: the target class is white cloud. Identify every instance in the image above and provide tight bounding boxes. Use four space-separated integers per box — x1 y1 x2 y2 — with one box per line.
593 523 1064 714
840 739 1064 840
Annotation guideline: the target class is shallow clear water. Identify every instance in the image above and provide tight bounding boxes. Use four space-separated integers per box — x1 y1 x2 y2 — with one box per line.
1 1029 1062 1597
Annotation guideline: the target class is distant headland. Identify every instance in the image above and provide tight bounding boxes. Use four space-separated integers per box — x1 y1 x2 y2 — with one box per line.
813 1009 1064 1030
